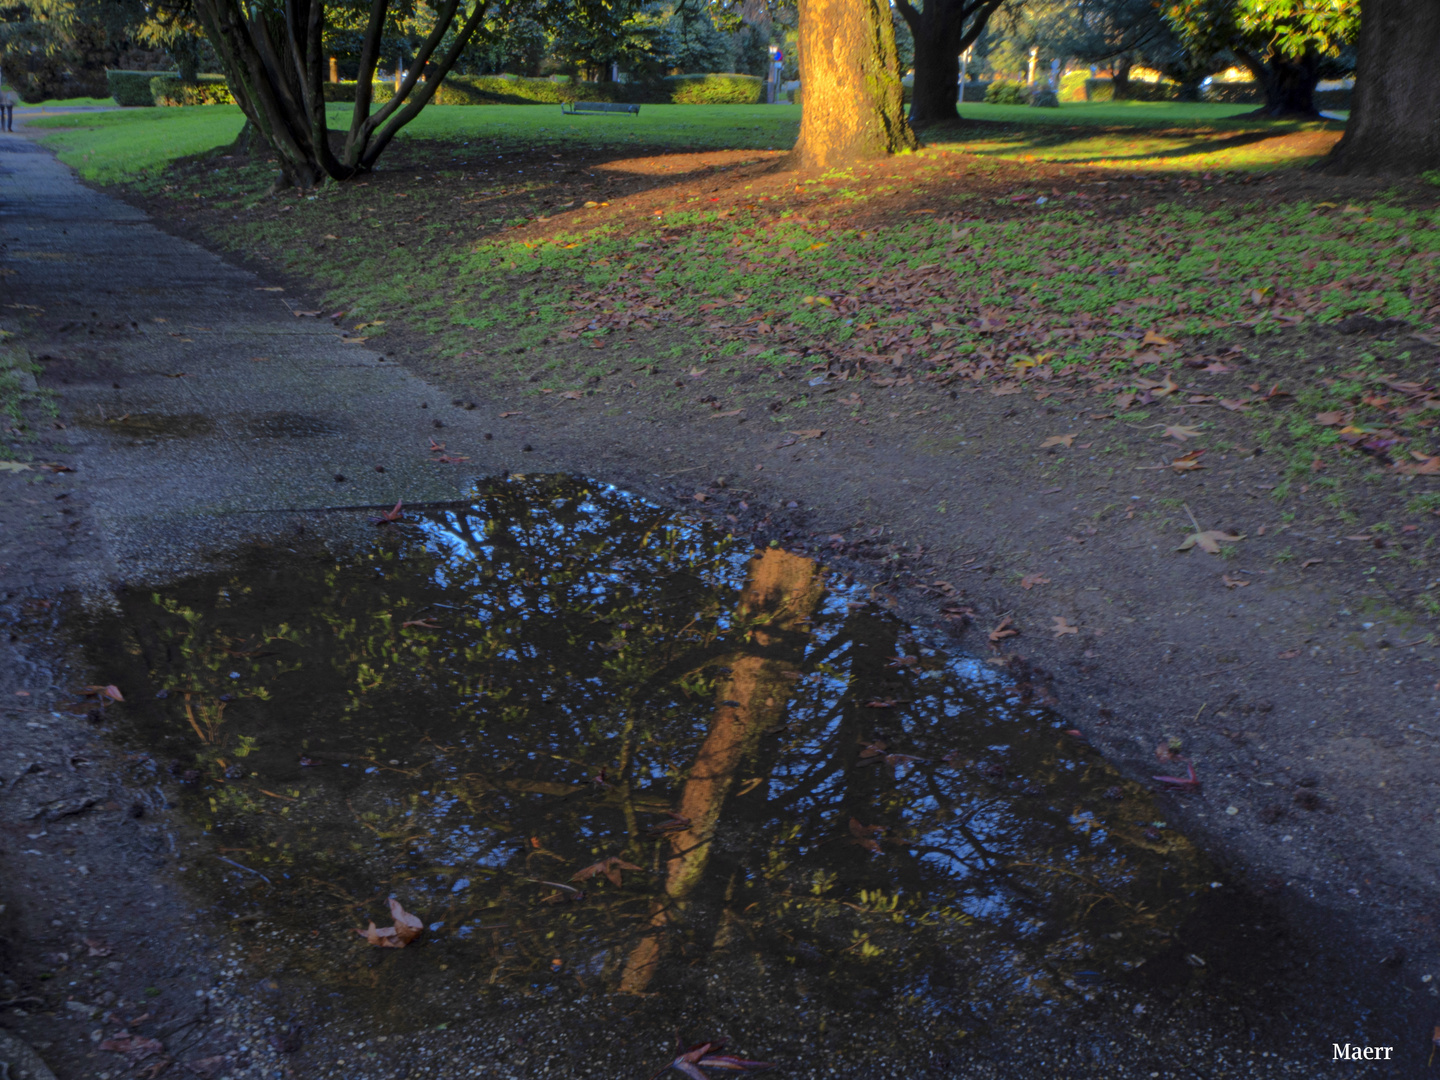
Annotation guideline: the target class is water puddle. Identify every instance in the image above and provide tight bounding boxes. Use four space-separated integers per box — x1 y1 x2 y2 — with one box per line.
76 411 214 441
85 476 1256 1060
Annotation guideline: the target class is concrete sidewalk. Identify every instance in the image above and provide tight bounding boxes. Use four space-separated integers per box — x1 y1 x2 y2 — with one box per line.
0 128 506 587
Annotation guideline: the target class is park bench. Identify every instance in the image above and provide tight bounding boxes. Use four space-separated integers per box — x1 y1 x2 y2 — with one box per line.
560 101 640 116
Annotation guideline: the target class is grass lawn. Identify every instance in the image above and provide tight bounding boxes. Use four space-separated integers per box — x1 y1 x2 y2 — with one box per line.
26 97 1440 627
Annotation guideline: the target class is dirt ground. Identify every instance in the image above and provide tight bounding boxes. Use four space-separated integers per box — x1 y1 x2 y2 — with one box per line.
3 123 1439 1076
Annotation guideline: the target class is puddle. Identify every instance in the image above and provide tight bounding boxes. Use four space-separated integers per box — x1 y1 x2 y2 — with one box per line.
246 411 347 439
75 411 214 441
85 476 1264 1059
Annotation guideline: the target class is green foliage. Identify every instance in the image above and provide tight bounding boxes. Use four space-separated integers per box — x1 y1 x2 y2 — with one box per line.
151 74 234 106
107 69 167 106
985 79 1026 105
664 72 762 104
1082 77 1114 102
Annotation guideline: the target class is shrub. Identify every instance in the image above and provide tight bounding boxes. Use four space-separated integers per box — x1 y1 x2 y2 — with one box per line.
788 85 801 105
108 69 170 106
1058 70 1089 103
434 74 571 104
151 74 234 106
664 73 763 104
1203 80 1261 104
1029 85 1060 108
957 79 991 102
1084 77 1114 102
984 79 1026 105
322 81 394 104
1116 80 1179 102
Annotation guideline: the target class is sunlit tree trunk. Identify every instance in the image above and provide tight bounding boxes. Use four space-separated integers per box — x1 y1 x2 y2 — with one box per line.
790 0 916 169
1325 0 1440 175
618 549 824 993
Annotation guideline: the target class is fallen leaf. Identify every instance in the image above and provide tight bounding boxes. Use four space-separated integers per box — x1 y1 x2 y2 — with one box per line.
1167 449 1206 472
653 1039 775 1079
1051 616 1079 637
0 461 32 473
372 501 403 526
100 1035 165 1060
848 817 884 853
988 616 1018 642
1314 411 1347 426
789 429 824 440
1020 574 1050 590
1176 529 1244 554
1395 454 1440 475
708 409 743 418
499 411 521 418
1301 557 1322 568
1221 574 1249 588
1155 740 1183 764
84 937 113 957
292 309 321 317
1041 434 1076 448
1162 424 1203 441
571 855 643 887
560 390 583 400
1219 398 1252 412
340 336 367 344
355 898 423 948
1142 330 1174 346
1277 648 1301 659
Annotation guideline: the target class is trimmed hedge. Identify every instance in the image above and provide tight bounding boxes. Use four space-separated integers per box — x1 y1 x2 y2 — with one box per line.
984 79 1026 105
152 74 234 106
107 69 171 107
1085 77 1178 103
665 73 762 104
322 72 764 107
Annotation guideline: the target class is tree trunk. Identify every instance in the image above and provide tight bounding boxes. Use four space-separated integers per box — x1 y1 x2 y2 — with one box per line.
1325 0 1440 175
905 16 960 126
790 0 916 169
1112 54 1132 99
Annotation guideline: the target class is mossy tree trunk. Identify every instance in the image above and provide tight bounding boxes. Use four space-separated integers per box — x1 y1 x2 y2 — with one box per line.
1324 0 1440 175
896 0 1005 126
790 0 916 169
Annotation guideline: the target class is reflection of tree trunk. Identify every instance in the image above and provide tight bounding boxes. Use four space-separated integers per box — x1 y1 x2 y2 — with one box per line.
618 549 823 993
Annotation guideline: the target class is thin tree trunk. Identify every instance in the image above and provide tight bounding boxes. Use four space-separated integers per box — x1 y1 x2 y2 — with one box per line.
1325 0 1440 174
791 0 915 169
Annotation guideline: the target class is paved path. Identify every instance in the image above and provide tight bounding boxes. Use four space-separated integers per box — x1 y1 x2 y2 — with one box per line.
0 129 502 587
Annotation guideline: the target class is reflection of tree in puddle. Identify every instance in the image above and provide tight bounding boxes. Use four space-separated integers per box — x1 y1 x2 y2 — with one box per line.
102 477 1209 1035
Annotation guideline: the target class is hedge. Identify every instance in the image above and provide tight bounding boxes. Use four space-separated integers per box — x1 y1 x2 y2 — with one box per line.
665 73 762 104
984 79 1027 105
152 74 234 106
107 69 171 107
321 72 762 107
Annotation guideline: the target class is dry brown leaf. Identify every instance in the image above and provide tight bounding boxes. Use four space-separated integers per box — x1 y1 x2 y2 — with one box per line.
1219 398 1252 412
1162 424 1202 441
571 855 643 888
1221 574 1250 589
988 616 1018 642
559 390 583 400
356 898 423 948
1041 434 1076 448
790 429 824 440
1277 648 1301 659
1051 616 1079 637
1020 574 1050 590
1177 529 1244 554
708 409 743 418
1313 411 1347 426
1142 330 1174 346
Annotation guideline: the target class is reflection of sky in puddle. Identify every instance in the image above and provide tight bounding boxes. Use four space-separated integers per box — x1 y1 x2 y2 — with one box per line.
95 475 1214 1043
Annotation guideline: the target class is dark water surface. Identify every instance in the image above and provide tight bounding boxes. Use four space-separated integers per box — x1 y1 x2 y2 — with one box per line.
84 476 1326 1073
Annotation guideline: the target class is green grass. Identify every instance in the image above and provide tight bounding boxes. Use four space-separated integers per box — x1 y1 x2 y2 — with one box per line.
31 98 1347 188
30 104 247 184
31 103 802 185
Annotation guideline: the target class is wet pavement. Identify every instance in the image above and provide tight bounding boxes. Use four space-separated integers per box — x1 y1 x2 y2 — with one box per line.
0 127 1420 1077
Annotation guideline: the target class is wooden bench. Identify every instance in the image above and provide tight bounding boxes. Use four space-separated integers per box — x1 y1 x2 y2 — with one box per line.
560 101 640 116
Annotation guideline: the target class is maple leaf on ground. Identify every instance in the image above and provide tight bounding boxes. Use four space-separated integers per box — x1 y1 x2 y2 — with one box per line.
372 500 403 526
1051 616 1079 637
1222 574 1250 589
649 1040 775 1080
1161 424 1202 441
988 616 1018 643
1040 433 1075 448
1168 450 1206 472
1395 453 1440 475
1177 529 1244 554
1313 411 1348 426
356 898 423 948
571 855 643 887
1020 574 1050 590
